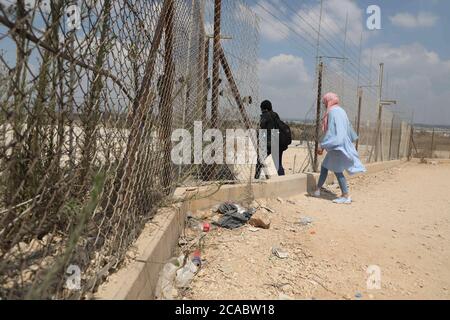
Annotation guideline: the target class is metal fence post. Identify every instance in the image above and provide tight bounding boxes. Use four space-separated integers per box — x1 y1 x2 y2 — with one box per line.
374 63 384 162
313 61 323 172
430 128 435 158
356 87 362 151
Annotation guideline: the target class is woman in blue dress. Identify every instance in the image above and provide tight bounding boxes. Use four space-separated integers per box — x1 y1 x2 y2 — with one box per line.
313 92 366 204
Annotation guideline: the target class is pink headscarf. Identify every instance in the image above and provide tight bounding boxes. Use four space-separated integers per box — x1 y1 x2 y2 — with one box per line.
321 92 340 132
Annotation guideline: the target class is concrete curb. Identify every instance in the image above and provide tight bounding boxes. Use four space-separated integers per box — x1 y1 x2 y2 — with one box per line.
95 159 405 300
410 158 450 164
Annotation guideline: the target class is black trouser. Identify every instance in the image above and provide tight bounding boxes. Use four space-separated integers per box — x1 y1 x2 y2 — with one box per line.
254 148 285 179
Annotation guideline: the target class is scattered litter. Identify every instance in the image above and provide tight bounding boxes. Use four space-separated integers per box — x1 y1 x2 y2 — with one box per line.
299 216 314 226
310 230 316 235
272 247 289 259
175 259 198 288
155 255 184 299
218 203 238 215
261 206 275 213
186 214 201 231
178 237 189 246
213 203 255 229
248 226 260 232
202 222 211 232
192 250 202 267
355 292 363 299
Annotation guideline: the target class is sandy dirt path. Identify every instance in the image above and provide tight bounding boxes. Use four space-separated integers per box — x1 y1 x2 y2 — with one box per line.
185 162 450 300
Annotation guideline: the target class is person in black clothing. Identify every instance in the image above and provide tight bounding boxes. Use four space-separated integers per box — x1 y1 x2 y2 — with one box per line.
254 100 286 179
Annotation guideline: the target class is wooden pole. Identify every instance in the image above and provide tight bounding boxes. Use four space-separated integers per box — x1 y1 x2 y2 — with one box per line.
397 121 402 159
218 45 250 128
313 61 323 172
203 37 210 123
218 44 269 178
211 0 222 129
159 0 175 193
388 115 395 160
408 126 414 161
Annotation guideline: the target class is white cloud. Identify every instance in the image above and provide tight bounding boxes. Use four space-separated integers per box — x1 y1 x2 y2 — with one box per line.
259 54 314 118
250 0 289 42
389 12 438 28
295 0 366 45
363 43 450 125
252 0 371 45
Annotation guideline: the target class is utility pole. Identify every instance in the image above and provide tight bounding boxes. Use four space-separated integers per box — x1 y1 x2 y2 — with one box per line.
313 60 324 172
315 0 323 65
375 62 384 162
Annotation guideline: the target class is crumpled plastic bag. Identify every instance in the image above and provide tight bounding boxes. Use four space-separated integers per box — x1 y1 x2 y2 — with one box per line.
214 203 255 229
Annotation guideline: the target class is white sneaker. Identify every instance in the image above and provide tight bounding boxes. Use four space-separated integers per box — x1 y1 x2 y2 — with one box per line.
311 190 321 198
332 197 352 204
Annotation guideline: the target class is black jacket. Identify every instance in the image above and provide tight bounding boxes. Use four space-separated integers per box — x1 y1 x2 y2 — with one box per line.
260 110 280 150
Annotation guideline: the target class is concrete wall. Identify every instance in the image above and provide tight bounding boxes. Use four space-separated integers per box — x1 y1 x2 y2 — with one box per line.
95 159 405 300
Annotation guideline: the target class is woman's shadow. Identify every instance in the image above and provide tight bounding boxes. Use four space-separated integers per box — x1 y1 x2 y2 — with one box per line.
305 188 338 201
305 173 338 201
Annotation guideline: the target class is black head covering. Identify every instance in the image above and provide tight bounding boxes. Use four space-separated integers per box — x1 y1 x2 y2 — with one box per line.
260 100 273 112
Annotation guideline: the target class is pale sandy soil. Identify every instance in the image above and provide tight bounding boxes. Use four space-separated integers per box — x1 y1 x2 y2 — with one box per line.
185 162 450 300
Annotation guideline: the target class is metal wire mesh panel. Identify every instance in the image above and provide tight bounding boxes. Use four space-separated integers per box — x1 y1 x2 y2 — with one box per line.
299 60 412 172
0 0 259 299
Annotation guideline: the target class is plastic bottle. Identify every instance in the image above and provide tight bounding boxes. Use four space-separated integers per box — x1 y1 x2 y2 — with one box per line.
175 260 198 288
155 256 183 299
192 250 202 267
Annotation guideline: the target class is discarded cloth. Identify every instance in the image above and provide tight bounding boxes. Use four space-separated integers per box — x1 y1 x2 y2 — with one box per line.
214 203 255 229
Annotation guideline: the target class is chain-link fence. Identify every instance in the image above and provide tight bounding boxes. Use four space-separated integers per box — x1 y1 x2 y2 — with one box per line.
411 127 450 159
0 0 259 299
296 59 412 173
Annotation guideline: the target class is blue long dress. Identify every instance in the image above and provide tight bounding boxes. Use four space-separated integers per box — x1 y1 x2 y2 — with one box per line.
320 106 366 175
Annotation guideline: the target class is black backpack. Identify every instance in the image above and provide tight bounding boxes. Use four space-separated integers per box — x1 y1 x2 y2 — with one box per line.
269 112 292 151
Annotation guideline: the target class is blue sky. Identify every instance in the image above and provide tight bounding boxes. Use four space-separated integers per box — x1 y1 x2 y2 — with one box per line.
1 0 449 125
245 0 450 125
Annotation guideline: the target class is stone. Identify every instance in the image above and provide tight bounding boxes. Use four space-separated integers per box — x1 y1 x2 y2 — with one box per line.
272 247 289 259
22 270 33 283
248 210 271 229
248 226 260 232
29 264 40 271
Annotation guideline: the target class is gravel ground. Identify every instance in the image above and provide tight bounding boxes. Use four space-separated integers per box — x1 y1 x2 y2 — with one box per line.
183 162 450 300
